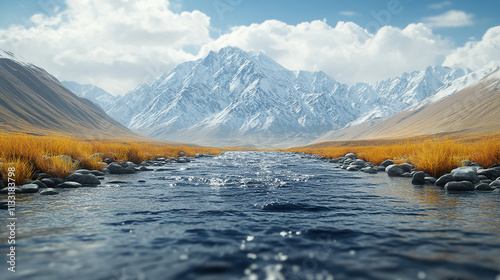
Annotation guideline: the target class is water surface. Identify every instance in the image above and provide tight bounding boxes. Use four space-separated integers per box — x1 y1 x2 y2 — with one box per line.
1 151 500 279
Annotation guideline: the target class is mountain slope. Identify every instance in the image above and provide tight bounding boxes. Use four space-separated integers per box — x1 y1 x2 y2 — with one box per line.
0 50 136 139
62 81 117 112
316 68 500 141
106 47 475 148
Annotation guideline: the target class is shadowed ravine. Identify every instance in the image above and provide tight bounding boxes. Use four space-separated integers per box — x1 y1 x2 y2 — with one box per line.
1 152 499 280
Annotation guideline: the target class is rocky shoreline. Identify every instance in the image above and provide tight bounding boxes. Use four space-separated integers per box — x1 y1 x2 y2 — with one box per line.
299 152 500 193
0 152 215 209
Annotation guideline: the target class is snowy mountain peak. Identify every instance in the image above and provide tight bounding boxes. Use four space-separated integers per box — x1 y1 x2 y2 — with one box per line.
98 47 484 147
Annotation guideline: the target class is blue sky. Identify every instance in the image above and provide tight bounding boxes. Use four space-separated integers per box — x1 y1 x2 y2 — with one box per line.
175 0 500 45
0 0 499 95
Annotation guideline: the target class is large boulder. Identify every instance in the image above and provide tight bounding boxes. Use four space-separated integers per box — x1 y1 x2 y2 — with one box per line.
386 165 404 177
444 181 475 191
451 166 479 183
490 180 500 189
436 174 454 187
412 171 426 185
66 173 100 185
399 163 414 173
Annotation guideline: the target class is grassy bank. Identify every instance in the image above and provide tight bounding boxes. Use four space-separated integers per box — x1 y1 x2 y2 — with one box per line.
287 135 500 177
0 133 222 185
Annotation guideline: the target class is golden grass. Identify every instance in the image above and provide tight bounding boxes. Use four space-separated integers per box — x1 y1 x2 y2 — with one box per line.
287 136 500 177
0 133 222 185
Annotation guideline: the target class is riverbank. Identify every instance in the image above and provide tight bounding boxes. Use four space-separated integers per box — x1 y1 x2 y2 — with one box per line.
0 133 221 187
287 135 500 177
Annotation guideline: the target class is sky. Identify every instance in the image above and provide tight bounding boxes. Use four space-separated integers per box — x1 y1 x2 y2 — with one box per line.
0 0 499 95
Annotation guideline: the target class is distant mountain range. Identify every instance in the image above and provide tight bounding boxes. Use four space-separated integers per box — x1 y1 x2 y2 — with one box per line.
65 47 495 147
315 68 500 142
0 50 135 139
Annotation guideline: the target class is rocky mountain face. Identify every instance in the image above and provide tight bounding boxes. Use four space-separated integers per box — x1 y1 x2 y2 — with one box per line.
62 81 117 112
0 50 135 140
314 68 500 141
101 47 484 147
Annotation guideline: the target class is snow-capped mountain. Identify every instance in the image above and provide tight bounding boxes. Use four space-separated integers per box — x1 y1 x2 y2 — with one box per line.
101 47 488 147
62 81 117 112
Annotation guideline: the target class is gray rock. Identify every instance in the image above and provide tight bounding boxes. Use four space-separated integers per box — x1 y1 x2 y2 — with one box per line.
139 166 154 171
352 159 366 166
374 166 387 172
107 163 136 174
444 181 475 191
51 178 65 185
361 167 377 174
477 168 500 180
451 166 479 183
32 172 52 180
138 180 146 183
176 158 188 163
0 187 22 194
194 153 202 158
379 159 394 168
179 152 186 157
412 171 426 185
329 159 339 163
347 165 361 172
31 180 48 189
475 183 493 191
0 201 9 209
54 182 82 188
40 188 59 195
436 174 454 187
477 175 489 181
74 169 91 175
494 188 500 193
386 165 404 177
490 180 500 188
20 184 39 193
66 173 100 185
401 172 413 178
399 163 414 173
345 153 358 159
424 177 437 184
480 179 493 185
89 170 105 176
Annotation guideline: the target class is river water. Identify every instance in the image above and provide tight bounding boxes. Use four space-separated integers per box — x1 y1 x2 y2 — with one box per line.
1 151 500 280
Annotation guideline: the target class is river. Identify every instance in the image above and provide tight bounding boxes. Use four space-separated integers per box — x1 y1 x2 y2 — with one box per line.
1 151 500 280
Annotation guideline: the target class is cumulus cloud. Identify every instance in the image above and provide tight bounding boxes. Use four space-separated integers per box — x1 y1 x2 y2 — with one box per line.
0 1 495 94
422 10 474 28
443 26 500 70
0 0 211 95
200 20 453 84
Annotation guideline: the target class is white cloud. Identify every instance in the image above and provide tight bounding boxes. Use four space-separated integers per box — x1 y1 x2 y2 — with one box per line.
422 10 474 28
443 26 500 70
0 1 495 95
0 0 211 95
200 20 453 84
428 1 452 10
